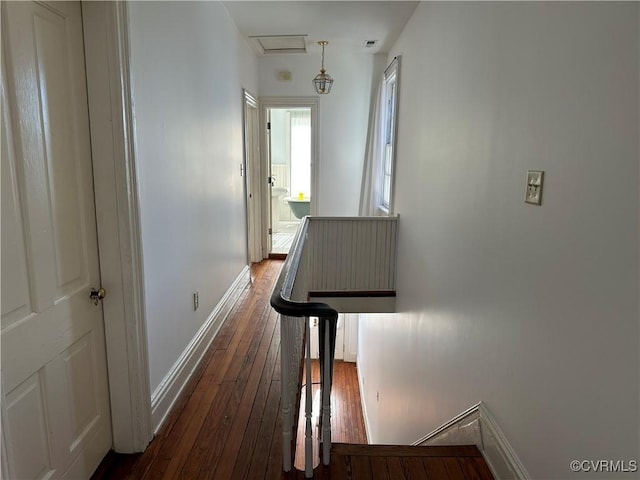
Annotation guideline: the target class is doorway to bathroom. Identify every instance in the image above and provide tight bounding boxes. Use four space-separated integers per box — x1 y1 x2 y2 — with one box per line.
262 98 318 257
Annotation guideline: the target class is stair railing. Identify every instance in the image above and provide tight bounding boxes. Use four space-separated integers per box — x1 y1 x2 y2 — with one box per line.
270 217 338 478
270 215 398 477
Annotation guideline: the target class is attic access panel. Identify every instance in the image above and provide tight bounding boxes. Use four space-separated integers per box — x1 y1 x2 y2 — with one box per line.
250 35 308 54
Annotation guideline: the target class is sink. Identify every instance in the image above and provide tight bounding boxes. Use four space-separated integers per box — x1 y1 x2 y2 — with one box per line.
271 187 289 230
271 187 288 197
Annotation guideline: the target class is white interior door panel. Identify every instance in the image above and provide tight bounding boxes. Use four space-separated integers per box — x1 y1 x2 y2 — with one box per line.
1 2 112 478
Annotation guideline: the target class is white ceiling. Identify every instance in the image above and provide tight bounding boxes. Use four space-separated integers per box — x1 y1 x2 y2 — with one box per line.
222 1 419 55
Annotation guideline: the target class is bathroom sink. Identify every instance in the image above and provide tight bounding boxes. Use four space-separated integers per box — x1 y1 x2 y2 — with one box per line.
271 187 288 197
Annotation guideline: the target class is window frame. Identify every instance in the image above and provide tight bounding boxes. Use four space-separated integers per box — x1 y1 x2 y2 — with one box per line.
378 56 400 215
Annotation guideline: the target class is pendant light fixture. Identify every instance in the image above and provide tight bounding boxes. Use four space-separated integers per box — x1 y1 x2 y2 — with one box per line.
312 41 333 94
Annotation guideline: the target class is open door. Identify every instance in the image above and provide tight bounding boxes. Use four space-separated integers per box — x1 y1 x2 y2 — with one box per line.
243 90 262 263
262 98 318 257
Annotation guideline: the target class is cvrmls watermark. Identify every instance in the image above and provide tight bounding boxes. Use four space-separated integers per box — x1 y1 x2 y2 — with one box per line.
570 460 638 473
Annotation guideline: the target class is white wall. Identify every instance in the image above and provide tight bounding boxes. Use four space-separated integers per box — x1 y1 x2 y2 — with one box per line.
127 2 257 393
358 3 639 478
258 51 385 215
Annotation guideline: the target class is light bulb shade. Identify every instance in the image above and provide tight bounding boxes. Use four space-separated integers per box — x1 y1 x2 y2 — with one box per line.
313 71 334 94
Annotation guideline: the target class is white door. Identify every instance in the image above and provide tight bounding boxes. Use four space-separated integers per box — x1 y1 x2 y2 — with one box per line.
1 2 112 478
309 316 345 360
244 90 262 263
265 109 274 256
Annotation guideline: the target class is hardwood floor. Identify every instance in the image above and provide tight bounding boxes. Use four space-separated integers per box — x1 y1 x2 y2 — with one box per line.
315 444 494 480
294 361 367 470
91 260 494 480
91 260 366 480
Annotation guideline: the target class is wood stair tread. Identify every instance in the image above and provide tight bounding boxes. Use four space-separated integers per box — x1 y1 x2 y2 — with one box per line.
331 443 483 457
292 443 495 480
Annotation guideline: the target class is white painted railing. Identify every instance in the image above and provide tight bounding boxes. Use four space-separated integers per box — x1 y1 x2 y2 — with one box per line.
271 215 398 477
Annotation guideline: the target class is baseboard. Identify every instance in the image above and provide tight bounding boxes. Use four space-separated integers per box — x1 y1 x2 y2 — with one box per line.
356 363 373 444
413 402 530 480
150 266 251 432
477 403 530 480
412 402 483 447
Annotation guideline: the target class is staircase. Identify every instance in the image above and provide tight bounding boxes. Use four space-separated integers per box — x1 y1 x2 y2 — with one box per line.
271 216 494 480
284 444 494 479
271 216 398 477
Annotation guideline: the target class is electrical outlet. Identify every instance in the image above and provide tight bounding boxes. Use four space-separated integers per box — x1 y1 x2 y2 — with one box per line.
193 291 199 311
525 170 544 205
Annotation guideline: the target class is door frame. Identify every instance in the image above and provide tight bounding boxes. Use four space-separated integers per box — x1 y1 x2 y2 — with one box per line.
243 89 262 263
82 1 153 453
259 97 319 258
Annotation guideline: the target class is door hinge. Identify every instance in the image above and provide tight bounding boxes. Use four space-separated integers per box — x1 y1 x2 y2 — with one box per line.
268 228 272 235
267 121 271 131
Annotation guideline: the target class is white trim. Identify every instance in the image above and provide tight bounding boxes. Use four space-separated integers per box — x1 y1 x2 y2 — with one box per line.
412 402 482 447
381 56 400 215
310 215 399 222
150 267 251 432
243 89 262 263
356 359 373 444
478 403 531 480
412 402 530 480
82 1 153 453
259 104 271 257
342 314 358 363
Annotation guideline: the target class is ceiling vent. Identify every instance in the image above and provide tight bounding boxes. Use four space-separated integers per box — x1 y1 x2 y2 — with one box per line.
364 40 378 48
249 35 308 55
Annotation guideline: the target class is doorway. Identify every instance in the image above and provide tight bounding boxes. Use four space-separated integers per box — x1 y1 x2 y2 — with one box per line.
260 98 318 258
269 107 311 254
308 314 358 362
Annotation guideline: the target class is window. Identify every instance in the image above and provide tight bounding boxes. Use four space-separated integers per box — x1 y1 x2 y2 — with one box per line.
379 58 399 213
359 56 401 216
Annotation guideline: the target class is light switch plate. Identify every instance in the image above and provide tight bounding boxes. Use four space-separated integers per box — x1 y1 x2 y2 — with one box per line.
525 170 544 205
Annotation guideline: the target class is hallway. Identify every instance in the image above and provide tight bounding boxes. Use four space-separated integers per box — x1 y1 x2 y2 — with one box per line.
91 259 494 479
91 260 367 479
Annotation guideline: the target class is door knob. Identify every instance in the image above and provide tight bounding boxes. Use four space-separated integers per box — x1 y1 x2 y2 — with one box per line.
90 288 106 306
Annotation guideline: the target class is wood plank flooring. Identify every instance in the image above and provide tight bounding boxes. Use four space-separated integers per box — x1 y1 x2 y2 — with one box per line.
326 444 493 480
308 445 493 480
91 260 494 480
91 260 366 480
294 361 367 470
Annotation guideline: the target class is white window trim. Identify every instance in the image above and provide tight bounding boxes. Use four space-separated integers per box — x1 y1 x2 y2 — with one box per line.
377 56 400 215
